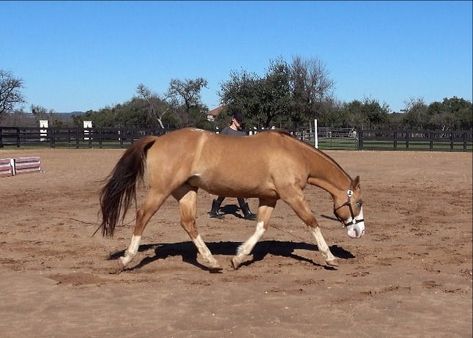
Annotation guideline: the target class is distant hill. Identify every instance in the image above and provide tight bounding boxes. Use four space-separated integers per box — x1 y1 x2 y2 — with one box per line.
0 110 86 127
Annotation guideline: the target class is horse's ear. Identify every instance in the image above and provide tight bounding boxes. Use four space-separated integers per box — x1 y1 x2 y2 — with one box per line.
352 176 360 189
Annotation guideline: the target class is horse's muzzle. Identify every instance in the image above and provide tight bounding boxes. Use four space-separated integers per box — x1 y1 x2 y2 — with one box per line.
347 221 365 238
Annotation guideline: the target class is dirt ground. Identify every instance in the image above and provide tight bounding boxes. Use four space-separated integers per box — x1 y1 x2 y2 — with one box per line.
0 146 471 338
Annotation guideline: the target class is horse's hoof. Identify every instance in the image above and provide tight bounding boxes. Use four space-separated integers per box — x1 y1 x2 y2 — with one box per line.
326 259 339 268
208 265 223 273
208 261 223 273
231 257 241 270
111 259 125 274
231 254 253 270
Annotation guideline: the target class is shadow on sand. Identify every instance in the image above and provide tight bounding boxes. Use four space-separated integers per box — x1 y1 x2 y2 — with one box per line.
109 240 355 273
219 204 247 219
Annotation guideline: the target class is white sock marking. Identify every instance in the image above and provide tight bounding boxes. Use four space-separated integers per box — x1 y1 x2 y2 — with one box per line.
310 227 334 260
193 235 215 263
238 221 265 256
120 235 141 266
128 235 141 255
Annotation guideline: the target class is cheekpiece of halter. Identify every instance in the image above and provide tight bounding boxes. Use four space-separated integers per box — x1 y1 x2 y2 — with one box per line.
334 189 363 227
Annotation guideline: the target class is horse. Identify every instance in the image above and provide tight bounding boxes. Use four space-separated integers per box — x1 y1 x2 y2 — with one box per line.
99 127 365 272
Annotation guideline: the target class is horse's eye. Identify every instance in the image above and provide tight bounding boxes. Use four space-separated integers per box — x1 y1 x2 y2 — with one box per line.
356 200 363 208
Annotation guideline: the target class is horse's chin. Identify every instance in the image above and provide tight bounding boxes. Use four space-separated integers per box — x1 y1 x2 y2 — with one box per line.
347 222 365 239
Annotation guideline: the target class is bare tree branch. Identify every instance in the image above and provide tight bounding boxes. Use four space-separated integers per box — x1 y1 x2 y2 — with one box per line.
0 70 25 119
136 83 169 129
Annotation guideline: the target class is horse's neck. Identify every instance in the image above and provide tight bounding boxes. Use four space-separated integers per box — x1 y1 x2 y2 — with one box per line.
306 149 351 196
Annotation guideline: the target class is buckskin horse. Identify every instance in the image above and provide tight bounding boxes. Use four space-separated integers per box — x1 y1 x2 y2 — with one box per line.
100 128 365 272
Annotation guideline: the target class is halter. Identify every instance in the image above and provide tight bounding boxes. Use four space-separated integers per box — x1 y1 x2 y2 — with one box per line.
334 190 364 227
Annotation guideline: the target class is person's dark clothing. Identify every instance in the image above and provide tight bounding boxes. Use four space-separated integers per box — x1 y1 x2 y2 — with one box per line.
210 196 255 220
209 126 255 220
220 126 246 137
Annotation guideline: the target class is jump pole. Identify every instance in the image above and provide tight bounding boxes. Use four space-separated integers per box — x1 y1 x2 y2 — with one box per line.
0 158 15 177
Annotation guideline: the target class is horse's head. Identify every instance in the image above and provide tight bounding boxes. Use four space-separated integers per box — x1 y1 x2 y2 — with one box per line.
333 176 365 239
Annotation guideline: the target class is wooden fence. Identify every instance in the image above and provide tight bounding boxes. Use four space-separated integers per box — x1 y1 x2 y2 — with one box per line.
0 126 471 151
0 127 166 149
357 130 472 151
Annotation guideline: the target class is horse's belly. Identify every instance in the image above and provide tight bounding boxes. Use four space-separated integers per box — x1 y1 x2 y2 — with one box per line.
187 174 277 199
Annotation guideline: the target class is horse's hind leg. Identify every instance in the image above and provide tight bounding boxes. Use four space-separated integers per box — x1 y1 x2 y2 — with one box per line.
118 189 167 269
172 185 221 271
231 198 277 269
281 188 338 267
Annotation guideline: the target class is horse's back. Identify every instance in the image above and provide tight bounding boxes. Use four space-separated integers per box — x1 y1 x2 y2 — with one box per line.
148 128 306 165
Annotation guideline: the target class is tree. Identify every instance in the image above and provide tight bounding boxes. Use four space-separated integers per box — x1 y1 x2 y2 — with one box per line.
81 79 209 129
256 59 292 128
316 99 348 128
219 70 262 128
429 97 472 130
290 56 334 124
220 59 293 128
31 104 50 120
0 70 25 120
167 78 208 126
397 97 472 131
401 98 429 130
339 98 389 129
220 56 334 129
136 83 170 129
363 99 389 128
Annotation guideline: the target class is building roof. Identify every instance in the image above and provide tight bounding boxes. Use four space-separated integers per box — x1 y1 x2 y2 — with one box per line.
207 105 226 117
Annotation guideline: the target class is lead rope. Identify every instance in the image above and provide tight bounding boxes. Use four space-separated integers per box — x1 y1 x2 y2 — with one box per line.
270 223 308 242
270 218 337 242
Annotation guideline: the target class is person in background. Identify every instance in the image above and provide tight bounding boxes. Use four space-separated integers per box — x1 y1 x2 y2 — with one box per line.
208 111 257 220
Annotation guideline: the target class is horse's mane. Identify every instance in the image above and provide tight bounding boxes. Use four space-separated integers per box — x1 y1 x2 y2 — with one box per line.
260 129 352 181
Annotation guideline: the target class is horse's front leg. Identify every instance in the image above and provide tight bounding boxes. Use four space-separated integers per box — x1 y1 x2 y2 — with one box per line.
283 190 338 267
308 224 338 267
173 185 221 272
231 199 276 269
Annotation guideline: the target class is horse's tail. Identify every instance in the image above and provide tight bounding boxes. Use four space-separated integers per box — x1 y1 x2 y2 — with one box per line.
99 136 157 237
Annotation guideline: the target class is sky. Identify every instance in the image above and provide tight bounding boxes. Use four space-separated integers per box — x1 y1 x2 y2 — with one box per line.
1 1 472 113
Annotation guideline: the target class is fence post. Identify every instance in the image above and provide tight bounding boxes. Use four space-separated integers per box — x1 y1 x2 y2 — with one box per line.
0 128 3 148
394 131 397 149
16 127 20 147
405 131 409 149
450 131 454 151
358 130 363 150
463 132 467 151
75 127 80 148
50 127 56 148
99 128 103 149
427 131 435 151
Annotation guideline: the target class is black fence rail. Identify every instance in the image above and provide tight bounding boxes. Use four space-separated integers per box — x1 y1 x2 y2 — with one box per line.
358 130 473 151
0 126 471 152
0 127 167 148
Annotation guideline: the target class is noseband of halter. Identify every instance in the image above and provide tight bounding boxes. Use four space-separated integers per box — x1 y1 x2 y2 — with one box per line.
334 190 364 227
